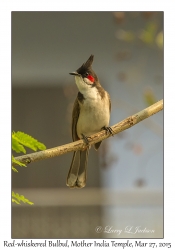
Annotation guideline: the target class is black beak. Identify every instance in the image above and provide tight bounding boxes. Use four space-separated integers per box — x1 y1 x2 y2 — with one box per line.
69 72 80 76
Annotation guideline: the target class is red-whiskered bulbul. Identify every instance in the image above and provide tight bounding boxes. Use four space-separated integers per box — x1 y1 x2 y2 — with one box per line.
66 55 111 188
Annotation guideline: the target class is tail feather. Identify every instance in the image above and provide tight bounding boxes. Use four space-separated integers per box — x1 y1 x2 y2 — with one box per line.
66 148 89 188
66 151 80 187
76 149 89 188
94 141 102 150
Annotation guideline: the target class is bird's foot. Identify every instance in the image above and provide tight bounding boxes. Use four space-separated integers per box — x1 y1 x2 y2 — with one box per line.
103 126 114 136
81 133 90 145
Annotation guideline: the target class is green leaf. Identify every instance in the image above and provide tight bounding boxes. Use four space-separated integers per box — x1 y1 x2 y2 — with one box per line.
12 166 18 173
12 136 26 153
12 198 20 204
12 155 26 172
12 155 26 167
11 131 45 206
12 131 46 152
12 191 34 205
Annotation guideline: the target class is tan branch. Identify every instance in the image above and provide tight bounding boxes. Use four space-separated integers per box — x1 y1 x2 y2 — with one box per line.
14 99 163 166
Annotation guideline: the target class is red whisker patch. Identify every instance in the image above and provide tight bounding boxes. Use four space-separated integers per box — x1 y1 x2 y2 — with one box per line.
87 75 94 82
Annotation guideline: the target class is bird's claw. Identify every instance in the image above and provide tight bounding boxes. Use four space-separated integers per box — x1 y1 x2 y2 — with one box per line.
103 126 114 136
81 133 90 145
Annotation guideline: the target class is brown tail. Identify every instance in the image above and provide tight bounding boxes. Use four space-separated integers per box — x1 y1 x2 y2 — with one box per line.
66 148 89 188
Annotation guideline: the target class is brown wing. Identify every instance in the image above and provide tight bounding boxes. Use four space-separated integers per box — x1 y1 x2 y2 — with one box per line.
72 97 80 141
107 91 111 113
94 91 111 151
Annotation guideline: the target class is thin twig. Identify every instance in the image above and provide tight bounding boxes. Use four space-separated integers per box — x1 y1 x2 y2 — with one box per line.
14 99 163 166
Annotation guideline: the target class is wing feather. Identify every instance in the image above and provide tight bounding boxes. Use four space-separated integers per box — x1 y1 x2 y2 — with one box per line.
72 97 80 141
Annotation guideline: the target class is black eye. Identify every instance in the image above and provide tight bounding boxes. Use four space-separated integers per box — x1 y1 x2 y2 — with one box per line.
85 72 89 77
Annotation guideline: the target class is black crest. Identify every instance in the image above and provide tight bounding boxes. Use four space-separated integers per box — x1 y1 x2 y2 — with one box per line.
77 55 95 75
84 55 94 68
77 55 97 81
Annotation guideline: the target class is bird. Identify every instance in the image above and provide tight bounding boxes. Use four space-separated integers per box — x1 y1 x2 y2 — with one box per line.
66 55 111 188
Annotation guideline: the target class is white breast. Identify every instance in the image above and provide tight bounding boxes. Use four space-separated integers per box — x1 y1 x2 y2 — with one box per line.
77 89 110 138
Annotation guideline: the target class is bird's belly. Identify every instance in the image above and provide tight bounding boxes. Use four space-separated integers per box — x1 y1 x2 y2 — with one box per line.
77 101 110 138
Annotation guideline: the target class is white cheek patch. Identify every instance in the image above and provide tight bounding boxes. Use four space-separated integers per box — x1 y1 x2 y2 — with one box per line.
83 77 93 85
74 75 82 83
75 76 85 89
74 75 100 100
75 76 92 93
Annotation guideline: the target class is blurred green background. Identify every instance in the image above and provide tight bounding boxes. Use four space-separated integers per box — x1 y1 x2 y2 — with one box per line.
12 12 163 238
